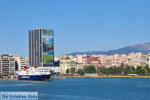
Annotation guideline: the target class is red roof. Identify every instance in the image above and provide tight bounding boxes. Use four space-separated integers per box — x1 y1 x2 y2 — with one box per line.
87 57 100 63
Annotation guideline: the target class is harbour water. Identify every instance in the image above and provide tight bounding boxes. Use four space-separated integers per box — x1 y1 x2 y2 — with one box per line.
0 78 150 100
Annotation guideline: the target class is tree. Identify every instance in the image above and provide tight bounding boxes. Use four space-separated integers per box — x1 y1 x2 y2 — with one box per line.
124 65 132 75
143 65 150 75
66 69 69 74
50 70 54 75
97 67 106 75
106 67 120 75
119 63 125 75
84 66 96 73
135 66 145 75
129 66 136 74
77 69 85 75
96 67 100 74
97 64 136 75
70 67 76 75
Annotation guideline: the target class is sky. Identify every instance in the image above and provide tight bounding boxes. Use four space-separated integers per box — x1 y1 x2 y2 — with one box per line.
0 0 150 57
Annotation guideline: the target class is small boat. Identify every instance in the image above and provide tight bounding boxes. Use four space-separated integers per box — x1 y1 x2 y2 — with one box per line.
18 67 51 81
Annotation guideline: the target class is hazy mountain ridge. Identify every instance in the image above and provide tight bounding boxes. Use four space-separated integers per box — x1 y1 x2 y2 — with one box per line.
68 43 150 56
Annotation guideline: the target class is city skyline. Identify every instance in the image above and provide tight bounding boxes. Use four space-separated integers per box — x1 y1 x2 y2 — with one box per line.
0 0 150 57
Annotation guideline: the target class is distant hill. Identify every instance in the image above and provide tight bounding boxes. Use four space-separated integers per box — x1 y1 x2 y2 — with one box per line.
67 43 150 56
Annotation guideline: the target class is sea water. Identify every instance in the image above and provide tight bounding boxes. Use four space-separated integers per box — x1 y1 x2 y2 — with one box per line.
0 78 150 100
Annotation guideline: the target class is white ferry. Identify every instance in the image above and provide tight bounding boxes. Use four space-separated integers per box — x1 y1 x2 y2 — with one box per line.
18 67 51 81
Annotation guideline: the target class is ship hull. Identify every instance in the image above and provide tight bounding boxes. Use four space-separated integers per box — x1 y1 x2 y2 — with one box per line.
18 75 51 81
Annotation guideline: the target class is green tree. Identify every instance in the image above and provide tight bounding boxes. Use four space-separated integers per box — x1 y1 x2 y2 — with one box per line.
97 67 106 75
66 69 69 74
135 66 145 75
50 70 54 75
106 67 119 75
96 67 100 74
130 66 136 74
84 66 96 73
143 65 150 75
119 63 125 75
124 65 132 75
77 69 85 75
113 67 120 75
70 67 76 75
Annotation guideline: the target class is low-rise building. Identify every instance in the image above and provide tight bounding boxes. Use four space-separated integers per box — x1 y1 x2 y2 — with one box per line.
13 55 29 71
59 52 150 74
20 57 29 70
87 56 100 68
60 55 83 74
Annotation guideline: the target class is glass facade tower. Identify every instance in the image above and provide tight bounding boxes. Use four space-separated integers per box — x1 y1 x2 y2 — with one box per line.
29 28 54 67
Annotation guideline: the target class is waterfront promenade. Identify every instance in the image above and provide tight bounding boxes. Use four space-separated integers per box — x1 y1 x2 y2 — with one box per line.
52 75 150 79
0 78 18 81
1 75 150 81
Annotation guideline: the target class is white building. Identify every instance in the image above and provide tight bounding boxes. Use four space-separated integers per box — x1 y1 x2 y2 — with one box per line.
20 57 29 70
13 55 29 71
60 55 83 74
0 55 15 76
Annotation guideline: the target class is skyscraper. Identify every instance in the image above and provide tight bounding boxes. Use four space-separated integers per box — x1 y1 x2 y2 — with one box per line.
29 28 54 67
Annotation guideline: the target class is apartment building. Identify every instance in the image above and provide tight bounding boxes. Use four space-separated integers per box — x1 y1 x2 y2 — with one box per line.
20 57 29 70
13 55 29 71
0 55 15 76
60 55 83 74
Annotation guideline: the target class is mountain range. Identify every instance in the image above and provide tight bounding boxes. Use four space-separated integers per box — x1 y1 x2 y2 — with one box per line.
67 42 150 56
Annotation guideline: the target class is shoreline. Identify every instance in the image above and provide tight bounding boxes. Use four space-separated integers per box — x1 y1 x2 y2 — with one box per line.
0 78 18 81
1 75 150 80
52 75 150 79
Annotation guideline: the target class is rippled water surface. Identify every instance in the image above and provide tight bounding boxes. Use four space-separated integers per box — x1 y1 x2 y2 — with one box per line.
0 78 150 100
